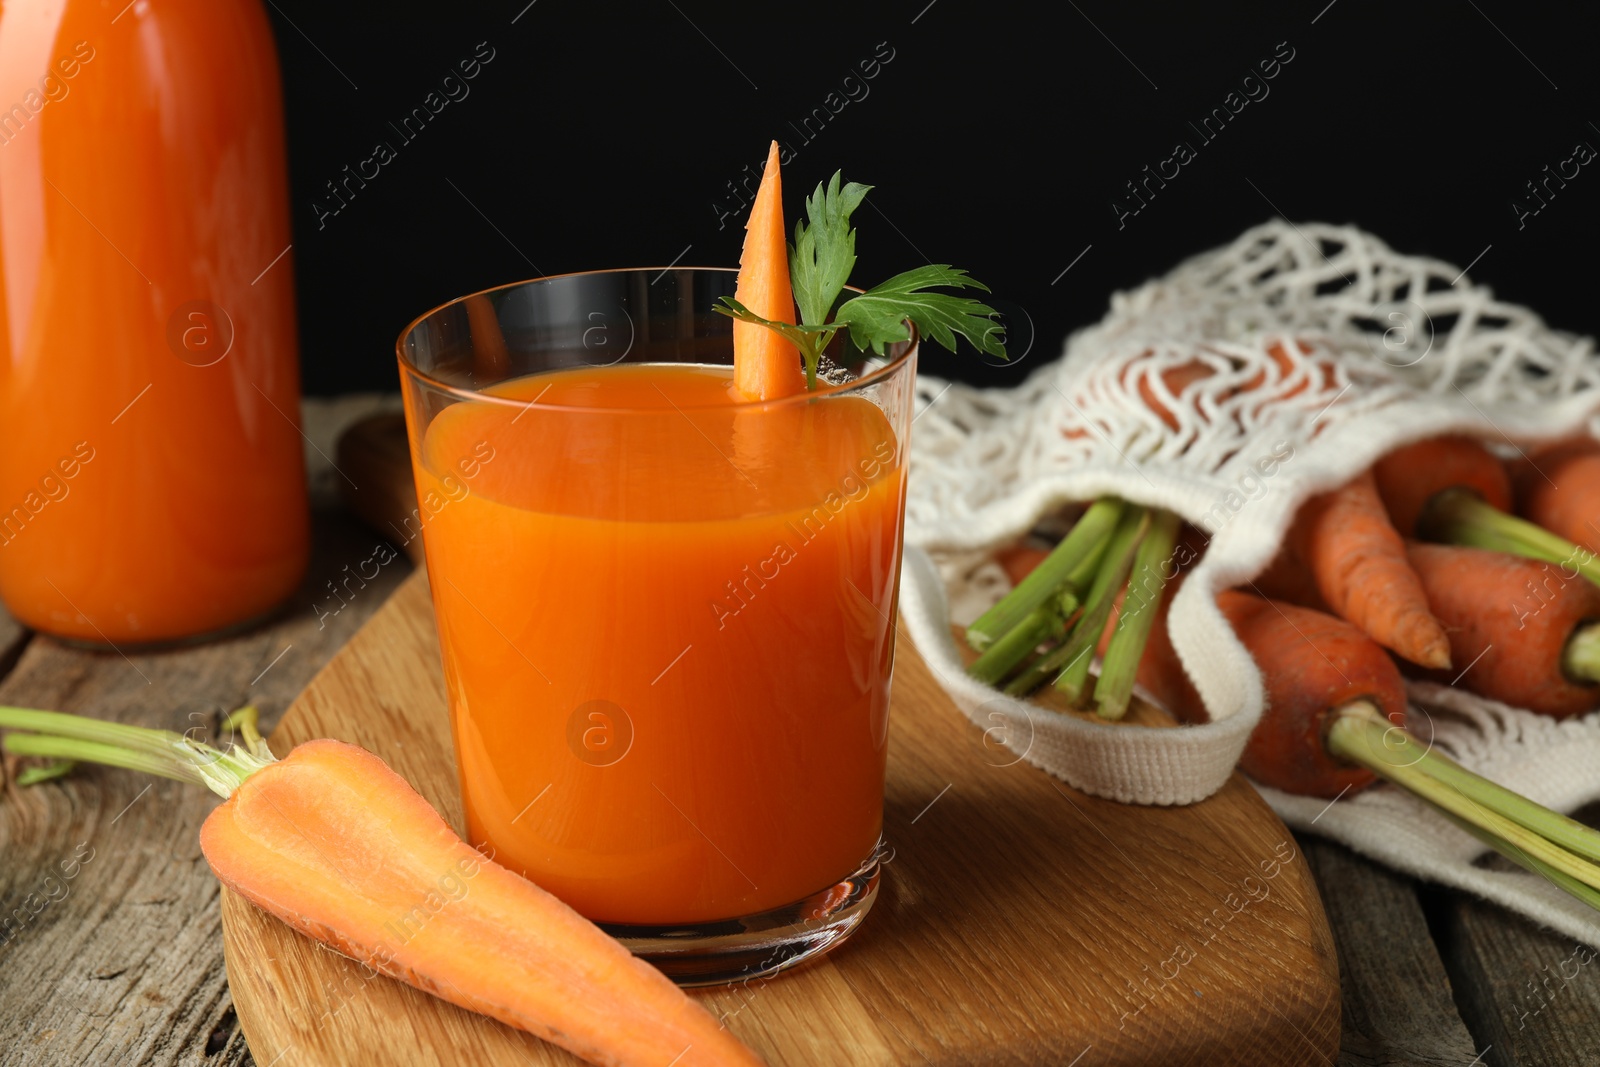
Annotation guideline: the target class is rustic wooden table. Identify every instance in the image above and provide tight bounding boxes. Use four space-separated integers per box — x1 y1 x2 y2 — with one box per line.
1 399 1596 1066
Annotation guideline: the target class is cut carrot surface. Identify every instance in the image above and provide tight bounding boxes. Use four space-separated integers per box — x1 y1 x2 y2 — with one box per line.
732 141 805 402
200 739 763 1067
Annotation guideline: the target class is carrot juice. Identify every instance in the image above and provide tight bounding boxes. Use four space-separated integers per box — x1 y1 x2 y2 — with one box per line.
407 362 907 926
0 0 308 643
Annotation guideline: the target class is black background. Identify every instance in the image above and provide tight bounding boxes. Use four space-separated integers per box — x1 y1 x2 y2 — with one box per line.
267 1 1598 396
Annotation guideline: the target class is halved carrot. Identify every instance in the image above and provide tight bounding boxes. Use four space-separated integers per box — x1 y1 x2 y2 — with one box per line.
203 740 763 1066
0 707 763 1067
1373 435 1513 537
1291 471 1451 669
732 141 804 401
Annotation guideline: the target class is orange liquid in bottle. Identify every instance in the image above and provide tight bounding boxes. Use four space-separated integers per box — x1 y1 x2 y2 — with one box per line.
0 0 308 643
410 364 903 924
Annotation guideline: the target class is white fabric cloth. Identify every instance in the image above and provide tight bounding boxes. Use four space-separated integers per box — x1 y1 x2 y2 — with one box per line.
899 219 1600 943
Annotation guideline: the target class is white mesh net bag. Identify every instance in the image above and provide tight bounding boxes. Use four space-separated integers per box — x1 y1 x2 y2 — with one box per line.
898 219 1600 943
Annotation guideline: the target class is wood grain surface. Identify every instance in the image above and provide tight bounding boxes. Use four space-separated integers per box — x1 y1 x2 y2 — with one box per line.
219 569 1342 1066
1298 836 1481 1067
0 507 416 1067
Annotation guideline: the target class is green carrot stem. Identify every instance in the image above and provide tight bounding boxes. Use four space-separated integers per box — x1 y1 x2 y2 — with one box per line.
4 734 203 786
1347 707 1600 865
1093 509 1181 720
966 600 1071 686
967 498 1124 651
1053 506 1151 703
1562 623 1600 685
1437 810 1600 911
1326 705 1600 897
224 704 272 760
16 759 77 787
1421 488 1600 587
0 705 275 798
1004 506 1148 698
0 706 190 759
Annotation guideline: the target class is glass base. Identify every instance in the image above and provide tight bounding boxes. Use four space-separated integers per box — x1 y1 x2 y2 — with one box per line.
601 846 882 987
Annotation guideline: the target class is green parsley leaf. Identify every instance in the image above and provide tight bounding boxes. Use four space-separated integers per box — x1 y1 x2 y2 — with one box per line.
789 172 872 329
834 265 1006 359
714 167 1006 389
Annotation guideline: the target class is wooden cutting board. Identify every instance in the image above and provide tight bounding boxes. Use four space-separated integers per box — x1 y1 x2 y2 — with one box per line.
219 565 1340 1066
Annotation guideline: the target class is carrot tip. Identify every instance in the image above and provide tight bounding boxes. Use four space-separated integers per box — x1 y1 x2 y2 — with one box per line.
1419 642 1453 672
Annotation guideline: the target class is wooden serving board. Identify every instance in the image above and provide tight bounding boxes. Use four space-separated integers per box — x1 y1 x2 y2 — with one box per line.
219 568 1340 1065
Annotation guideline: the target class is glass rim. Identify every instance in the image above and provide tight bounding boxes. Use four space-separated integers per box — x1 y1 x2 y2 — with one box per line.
394 266 918 415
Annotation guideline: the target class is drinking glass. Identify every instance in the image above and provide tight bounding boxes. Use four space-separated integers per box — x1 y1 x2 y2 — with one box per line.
397 268 916 983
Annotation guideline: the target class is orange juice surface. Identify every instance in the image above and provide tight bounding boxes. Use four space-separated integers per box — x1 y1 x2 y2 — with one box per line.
411 364 904 925
0 0 308 642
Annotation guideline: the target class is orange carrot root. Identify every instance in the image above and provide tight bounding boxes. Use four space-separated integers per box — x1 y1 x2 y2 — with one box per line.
1406 543 1600 719
1216 591 1407 798
1513 438 1600 556
1293 471 1451 669
200 740 764 1067
732 141 804 402
1373 435 1513 537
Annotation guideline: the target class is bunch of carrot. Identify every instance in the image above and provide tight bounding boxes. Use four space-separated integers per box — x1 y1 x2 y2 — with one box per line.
966 430 1600 913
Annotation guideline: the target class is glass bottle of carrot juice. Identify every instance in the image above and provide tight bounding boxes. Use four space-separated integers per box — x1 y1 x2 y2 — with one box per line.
0 0 309 644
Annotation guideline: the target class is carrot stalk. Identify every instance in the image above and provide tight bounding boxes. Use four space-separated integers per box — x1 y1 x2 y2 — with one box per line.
1294 471 1452 669
1564 623 1600 685
1094 509 1181 720
1436 811 1600 912
0 707 766 1067
1326 703 1600 894
966 598 1074 686
15 758 77 786
732 141 805 401
966 497 1123 651
1049 506 1150 703
1420 487 1600 588
997 506 1147 699
1366 718 1600 865
4 732 208 784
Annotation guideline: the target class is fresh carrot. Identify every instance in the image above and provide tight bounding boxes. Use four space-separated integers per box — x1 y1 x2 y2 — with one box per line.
1290 471 1451 669
1512 437 1600 555
1405 543 1600 719
968 540 1600 913
1372 435 1513 538
1250 541 1330 613
731 141 804 401
1215 591 1408 798
0 708 764 1067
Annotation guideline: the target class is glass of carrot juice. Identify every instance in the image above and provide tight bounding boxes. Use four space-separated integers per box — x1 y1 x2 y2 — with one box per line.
397 268 916 983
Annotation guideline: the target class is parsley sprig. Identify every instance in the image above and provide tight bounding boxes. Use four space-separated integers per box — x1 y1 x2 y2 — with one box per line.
715 172 1006 388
